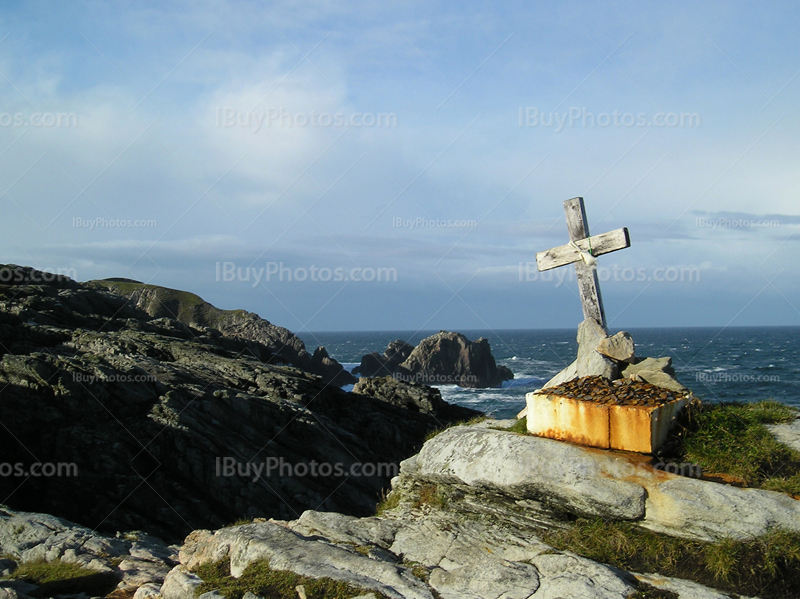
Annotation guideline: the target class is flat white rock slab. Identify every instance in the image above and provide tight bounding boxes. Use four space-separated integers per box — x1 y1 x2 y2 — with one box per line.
767 416 800 453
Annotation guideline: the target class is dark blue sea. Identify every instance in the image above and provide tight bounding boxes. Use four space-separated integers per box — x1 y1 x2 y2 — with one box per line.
297 327 800 420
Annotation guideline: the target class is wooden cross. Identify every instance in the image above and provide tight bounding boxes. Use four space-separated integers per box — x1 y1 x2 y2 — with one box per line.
536 197 630 328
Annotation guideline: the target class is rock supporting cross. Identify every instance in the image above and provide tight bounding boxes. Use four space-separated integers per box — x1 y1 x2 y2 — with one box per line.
536 197 630 328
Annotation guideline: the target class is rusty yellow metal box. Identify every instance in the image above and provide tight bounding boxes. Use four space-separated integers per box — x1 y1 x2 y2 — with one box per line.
525 391 689 453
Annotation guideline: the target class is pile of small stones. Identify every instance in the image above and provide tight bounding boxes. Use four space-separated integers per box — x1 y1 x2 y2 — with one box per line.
539 375 687 407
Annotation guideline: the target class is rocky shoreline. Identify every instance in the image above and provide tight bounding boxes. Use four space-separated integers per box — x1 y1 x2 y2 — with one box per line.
3 415 799 598
0 266 479 540
2 266 799 598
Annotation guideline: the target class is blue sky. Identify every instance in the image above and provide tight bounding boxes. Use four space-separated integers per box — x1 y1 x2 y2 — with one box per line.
1 1 799 332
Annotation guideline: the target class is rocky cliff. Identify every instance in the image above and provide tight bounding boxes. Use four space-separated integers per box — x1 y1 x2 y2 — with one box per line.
88 278 356 386
0 266 476 542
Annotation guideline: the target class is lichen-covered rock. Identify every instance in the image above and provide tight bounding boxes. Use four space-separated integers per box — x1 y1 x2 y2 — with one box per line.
0 508 178 596
176 522 434 599
403 426 646 520
404 426 800 542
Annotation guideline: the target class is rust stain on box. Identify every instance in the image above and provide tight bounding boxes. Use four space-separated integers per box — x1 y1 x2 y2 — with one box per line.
526 391 688 453
527 393 610 448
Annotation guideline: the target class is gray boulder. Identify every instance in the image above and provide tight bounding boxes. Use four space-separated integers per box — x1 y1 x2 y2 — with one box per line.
160 565 203 599
540 319 618 390
404 426 800 542
178 522 433 599
576 318 618 379
289 505 636 599
596 331 636 362
402 426 646 520
622 356 686 392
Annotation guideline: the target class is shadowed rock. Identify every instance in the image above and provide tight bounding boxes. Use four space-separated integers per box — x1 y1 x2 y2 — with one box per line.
0 266 467 541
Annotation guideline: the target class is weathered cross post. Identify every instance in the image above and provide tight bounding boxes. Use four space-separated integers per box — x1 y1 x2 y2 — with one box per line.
536 197 630 328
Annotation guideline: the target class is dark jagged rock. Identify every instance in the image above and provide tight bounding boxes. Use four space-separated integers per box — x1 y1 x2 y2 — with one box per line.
0 265 466 542
400 331 513 388
88 278 357 386
354 333 513 389
353 339 414 378
352 375 481 422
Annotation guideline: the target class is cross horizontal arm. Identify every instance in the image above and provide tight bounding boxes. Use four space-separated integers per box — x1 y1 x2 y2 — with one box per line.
536 227 630 272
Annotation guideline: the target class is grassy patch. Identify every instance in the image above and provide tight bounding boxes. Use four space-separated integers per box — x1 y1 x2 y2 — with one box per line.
661 400 800 495
413 483 448 510
92 279 222 325
542 519 800 598
493 416 527 434
226 518 253 528
7 559 119 598
424 415 487 442
193 558 389 599
402 560 431 583
375 488 401 515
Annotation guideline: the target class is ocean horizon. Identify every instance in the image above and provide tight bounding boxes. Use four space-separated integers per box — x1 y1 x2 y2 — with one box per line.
297 326 800 419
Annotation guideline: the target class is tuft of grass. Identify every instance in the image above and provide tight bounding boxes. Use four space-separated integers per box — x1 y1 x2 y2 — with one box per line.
543 519 800 599
226 518 253 528
375 488 401 515
193 558 390 599
662 400 800 495
424 415 487 442
402 560 431 583
7 559 119 598
493 416 527 434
